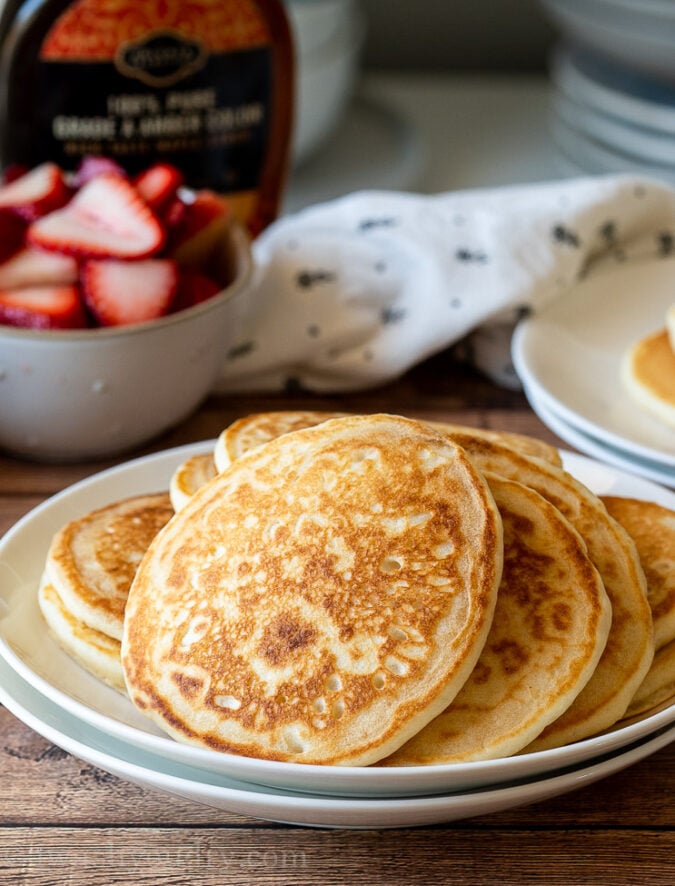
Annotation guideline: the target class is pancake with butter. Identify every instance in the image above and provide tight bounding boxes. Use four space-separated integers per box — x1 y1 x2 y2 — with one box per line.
214 410 562 473
38 576 125 692
122 414 503 766
621 329 675 428
442 433 654 751
602 496 675 651
170 453 217 512
382 473 611 765
45 493 174 641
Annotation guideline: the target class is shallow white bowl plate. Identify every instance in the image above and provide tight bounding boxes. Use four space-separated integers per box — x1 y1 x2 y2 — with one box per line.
524 386 675 488
551 46 675 136
1 443 674 799
1 652 674 829
512 256 675 467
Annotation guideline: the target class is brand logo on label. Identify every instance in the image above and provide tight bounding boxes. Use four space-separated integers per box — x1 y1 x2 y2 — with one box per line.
115 30 207 87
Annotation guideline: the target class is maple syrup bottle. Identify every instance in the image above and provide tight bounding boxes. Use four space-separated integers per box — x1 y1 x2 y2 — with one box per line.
0 0 294 236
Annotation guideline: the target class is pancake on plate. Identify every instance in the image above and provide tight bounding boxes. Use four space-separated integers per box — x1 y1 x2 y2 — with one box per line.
170 453 217 511
122 414 504 766
621 329 675 428
214 410 562 474
382 473 611 765
441 433 654 751
213 410 348 471
44 493 174 641
38 576 125 692
602 496 675 651
622 637 675 722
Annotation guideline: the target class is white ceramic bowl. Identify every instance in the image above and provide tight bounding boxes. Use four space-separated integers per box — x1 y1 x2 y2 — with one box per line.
0 223 252 462
292 2 366 164
286 0 356 57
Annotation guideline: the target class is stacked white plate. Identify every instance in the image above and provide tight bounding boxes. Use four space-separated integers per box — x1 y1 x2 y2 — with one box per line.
1 440 675 827
548 47 675 183
512 257 675 489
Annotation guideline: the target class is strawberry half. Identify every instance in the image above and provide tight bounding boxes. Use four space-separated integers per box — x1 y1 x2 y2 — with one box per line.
81 258 178 326
0 247 78 289
27 173 165 260
167 190 231 269
0 210 28 263
134 163 183 215
0 162 70 221
0 284 87 329
171 270 221 313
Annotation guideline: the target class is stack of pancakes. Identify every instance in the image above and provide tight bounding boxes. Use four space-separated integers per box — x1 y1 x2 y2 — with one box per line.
38 411 675 766
622 303 675 428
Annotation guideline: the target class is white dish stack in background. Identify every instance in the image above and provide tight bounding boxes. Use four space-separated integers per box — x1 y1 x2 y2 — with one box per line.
285 0 367 166
539 0 675 182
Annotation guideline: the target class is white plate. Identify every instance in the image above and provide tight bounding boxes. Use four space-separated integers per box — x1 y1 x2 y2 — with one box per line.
512 257 675 467
524 386 675 488
1 651 674 829
1 443 675 799
549 112 675 181
551 46 675 133
552 91 675 168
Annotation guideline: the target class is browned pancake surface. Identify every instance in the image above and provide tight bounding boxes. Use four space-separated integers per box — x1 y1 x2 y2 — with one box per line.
442 434 654 751
382 474 611 765
45 493 174 640
602 496 675 651
123 414 503 765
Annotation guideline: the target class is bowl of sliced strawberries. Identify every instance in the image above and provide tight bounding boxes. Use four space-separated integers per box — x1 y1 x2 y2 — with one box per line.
0 157 253 461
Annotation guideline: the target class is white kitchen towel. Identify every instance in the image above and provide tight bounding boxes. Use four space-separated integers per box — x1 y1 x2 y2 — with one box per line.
215 174 675 393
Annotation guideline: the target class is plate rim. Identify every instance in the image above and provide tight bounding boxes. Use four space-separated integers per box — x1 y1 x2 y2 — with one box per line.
1 440 674 799
511 259 675 467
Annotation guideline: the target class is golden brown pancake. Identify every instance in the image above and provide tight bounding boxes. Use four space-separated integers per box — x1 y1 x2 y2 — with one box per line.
45 493 174 641
426 420 562 467
382 473 611 765
213 410 349 471
38 577 125 692
214 410 562 473
602 496 675 651
122 414 504 765
621 329 675 428
170 453 217 512
623 637 675 720
441 433 654 751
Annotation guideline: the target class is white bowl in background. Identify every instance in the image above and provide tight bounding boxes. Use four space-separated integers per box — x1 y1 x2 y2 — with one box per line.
286 0 356 57
292 3 366 165
0 223 252 462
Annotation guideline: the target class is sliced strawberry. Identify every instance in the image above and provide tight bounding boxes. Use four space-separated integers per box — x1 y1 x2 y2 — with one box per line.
0 210 28 263
2 163 29 185
134 163 183 215
0 247 78 289
27 173 165 259
72 155 126 188
168 190 231 268
81 258 178 326
0 162 70 221
171 270 221 313
0 284 87 329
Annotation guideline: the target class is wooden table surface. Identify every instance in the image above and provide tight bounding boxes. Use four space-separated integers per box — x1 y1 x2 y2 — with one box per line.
1 350 674 886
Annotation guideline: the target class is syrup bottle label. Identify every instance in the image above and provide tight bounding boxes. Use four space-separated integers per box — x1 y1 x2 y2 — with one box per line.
36 0 274 194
